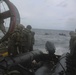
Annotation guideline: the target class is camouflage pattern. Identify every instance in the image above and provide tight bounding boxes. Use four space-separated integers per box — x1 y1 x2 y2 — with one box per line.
8 39 18 56
69 35 76 55
8 29 21 56
0 20 6 34
8 24 31 56
15 24 25 30
29 31 35 51
19 28 31 53
69 31 76 51
26 25 35 51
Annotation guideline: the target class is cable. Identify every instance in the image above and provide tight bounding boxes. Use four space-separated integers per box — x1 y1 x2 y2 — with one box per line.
57 54 68 75
58 61 66 73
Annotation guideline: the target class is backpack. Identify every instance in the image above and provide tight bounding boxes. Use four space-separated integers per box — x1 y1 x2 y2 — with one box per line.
10 29 21 43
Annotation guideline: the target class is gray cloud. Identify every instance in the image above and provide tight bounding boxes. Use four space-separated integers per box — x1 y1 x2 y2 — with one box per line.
10 0 76 30
66 18 76 30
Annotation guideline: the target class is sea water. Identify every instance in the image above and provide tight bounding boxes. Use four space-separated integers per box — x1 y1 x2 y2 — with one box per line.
0 29 71 55
32 29 70 55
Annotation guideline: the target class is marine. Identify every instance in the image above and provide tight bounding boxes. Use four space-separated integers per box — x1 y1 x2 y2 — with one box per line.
26 25 35 51
20 27 31 53
8 24 31 56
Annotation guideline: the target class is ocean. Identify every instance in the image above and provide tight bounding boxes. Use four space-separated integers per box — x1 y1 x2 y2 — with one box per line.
32 29 70 55
0 29 71 55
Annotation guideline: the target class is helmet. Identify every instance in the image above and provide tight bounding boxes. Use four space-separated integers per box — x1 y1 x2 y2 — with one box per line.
45 41 55 54
69 31 76 37
16 24 25 30
26 25 32 29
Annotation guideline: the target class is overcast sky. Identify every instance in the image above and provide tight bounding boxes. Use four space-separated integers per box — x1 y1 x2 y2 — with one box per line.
10 0 76 30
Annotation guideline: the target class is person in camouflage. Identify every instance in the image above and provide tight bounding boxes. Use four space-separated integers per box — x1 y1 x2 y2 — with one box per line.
69 34 76 54
69 31 76 51
8 24 31 56
26 25 35 51
20 27 31 53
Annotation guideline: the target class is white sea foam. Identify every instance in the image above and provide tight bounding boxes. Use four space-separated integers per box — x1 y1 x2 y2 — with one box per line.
33 29 70 55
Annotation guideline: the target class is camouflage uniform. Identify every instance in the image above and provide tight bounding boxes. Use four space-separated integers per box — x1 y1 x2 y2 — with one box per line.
69 31 76 50
8 24 31 56
30 31 35 51
19 28 31 53
26 25 35 51
69 35 76 55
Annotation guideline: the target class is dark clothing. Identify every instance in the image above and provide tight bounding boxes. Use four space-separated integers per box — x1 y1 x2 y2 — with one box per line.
33 53 59 71
69 36 76 52
39 54 59 64
8 39 18 56
29 31 35 51
35 53 59 65
69 35 76 56
8 28 31 56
